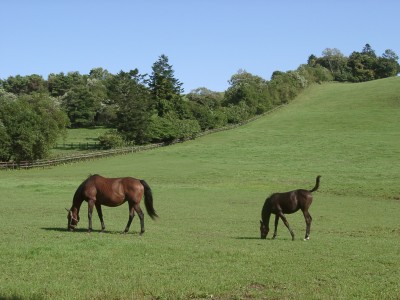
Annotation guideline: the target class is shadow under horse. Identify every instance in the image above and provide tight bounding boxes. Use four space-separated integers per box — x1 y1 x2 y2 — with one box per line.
66 174 158 235
260 176 321 241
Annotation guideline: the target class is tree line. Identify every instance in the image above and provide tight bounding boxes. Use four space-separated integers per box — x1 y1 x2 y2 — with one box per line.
0 44 399 162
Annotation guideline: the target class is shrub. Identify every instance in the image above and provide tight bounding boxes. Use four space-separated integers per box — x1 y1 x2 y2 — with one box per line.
98 130 125 149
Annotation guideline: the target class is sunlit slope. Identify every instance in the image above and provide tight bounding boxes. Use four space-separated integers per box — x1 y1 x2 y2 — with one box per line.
25 77 397 199
145 76 400 198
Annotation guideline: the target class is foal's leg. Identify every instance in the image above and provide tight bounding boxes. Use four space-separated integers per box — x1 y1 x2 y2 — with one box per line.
134 204 145 235
124 203 135 234
95 203 106 232
278 212 295 241
302 210 312 240
272 214 279 239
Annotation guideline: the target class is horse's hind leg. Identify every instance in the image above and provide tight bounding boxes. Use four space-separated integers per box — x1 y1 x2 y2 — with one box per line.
124 203 135 234
278 212 295 241
134 204 145 235
302 210 312 241
95 203 105 232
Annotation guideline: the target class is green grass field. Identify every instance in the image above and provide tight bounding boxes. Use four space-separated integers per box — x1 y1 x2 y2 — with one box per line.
1 78 399 299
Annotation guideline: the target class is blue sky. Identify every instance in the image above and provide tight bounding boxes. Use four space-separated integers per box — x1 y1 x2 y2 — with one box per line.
1 0 399 92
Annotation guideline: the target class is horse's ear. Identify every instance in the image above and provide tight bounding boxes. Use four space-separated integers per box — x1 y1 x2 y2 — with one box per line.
260 220 263 225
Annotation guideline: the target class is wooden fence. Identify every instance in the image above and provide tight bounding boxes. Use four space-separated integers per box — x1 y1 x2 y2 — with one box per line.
54 142 101 150
0 143 164 170
0 105 285 170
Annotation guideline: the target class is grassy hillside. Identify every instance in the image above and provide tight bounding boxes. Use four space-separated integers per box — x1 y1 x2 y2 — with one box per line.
0 78 399 299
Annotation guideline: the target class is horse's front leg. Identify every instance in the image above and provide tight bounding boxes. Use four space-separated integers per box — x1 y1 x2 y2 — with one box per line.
88 199 95 233
272 214 279 239
95 203 106 232
124 203 135 234
278 212 295 241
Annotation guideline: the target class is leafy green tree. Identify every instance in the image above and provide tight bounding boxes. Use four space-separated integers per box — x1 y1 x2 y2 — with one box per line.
61 85 100 128
108 70 152 144
269 71 307 105
0 120 11 161
87 73 110 126
224 70 270 115
48 71 86 97
375 49 400 78
223 102 250 124
2 75 29 95
347 51 376 82
89 67 111 81
0 93 68 162
2 75 47 95
187 88 226 130
0 89 17 161
382 49 399 61
297 64 333 84
317 48 350 81
147 114 201 143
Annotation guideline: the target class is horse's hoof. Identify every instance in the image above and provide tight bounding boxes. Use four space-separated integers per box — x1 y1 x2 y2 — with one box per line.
303 237 310 241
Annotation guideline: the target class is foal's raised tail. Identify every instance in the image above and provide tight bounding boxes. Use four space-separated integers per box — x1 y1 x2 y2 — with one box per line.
140 180 158 220
309 175 321 193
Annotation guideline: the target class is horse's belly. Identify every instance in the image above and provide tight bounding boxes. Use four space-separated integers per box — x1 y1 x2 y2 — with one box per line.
98 196 126 207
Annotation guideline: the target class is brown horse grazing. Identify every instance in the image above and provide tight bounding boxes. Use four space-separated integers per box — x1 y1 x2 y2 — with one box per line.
66 174 158 234
260 176 321 241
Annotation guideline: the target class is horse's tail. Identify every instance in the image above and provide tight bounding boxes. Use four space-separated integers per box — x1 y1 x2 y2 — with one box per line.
140 180 158 220
309 175 321 193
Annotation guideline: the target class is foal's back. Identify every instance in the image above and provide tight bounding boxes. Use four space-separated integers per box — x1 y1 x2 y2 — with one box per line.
269 189 313 214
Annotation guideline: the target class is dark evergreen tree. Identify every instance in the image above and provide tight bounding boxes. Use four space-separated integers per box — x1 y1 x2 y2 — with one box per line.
149 54 186 118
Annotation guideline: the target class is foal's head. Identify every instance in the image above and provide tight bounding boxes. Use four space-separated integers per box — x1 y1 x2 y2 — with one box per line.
66 209 79 231
260 220 268 239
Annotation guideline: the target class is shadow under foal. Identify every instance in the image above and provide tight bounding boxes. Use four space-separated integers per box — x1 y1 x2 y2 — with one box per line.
260 176 321 241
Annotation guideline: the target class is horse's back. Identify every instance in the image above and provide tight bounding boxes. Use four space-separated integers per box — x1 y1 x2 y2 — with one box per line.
76 175 144 206
121 177 144 198
80 175 122 205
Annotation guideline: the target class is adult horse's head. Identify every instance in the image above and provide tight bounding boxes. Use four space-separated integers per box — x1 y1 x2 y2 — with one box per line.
66 208 79 231
260 220 268 239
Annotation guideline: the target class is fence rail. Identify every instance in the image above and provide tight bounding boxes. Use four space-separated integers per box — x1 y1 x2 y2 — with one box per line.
54 142 101 150
0 143 164 170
